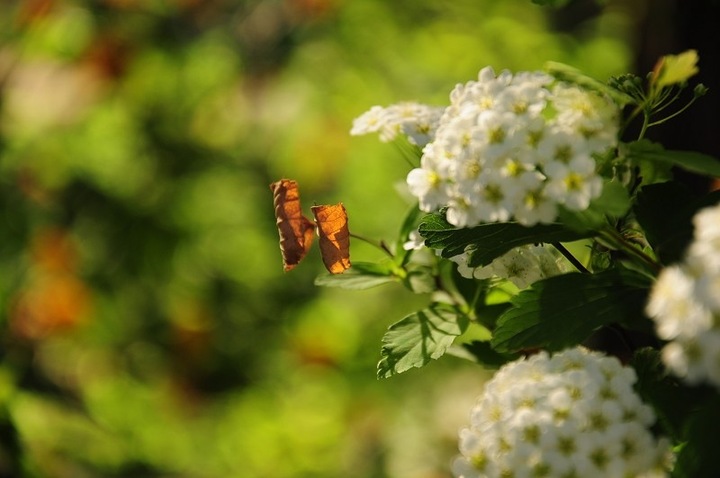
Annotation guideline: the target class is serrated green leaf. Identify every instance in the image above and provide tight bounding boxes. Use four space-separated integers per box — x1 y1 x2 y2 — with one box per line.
314 261 397 290
634 182 720 264
402 265 436 294
626 140 720 178
417 213 591 266
491 268 650 353
377 304 469 378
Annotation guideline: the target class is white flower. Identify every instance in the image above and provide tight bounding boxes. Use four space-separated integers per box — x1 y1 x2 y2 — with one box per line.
688 204 720 271
551 84 619 150
350 105 386 136
390 67 619 227
450 244 570 288
647 202 720 389
544 156 603 211
646 265 712 340
350 102 445 147
453 347 671 478
406 167 448 212
402 230 425 251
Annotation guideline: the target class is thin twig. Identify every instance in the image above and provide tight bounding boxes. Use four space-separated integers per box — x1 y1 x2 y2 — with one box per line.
552 242 590 274
349 232 394 258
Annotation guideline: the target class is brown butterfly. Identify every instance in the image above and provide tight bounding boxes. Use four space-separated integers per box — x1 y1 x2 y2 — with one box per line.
270 179 351 274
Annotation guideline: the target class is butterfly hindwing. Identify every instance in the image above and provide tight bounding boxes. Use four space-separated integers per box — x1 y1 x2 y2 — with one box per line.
270 179 316 272
311 203 351 274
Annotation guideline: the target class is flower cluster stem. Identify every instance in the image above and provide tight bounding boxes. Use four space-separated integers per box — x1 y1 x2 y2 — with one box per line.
598 227 661 274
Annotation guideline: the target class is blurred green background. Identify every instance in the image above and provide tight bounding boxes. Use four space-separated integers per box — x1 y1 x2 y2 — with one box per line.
0 0 701 476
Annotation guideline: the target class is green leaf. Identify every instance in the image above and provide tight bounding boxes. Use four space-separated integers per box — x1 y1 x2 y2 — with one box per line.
314 261 398 290
634 182 720 264
418 213 591 267
402 264 436 294
491 268 650 353
673 395 720 478
626 140 720 178
631 348 715 444
474 302 513 330
557 180 631 232
377 304 469 378
455 340 519 369
653 49 699 88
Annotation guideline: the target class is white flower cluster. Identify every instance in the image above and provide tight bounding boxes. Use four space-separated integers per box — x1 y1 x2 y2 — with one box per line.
453 347 671 478
350 102 445 147
646 202 720 388
450 244 570 289
352 67 620 227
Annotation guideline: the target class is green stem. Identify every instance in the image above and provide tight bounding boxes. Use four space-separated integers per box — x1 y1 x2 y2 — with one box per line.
349 233 394 258
598 227 661 274
618 104 644 139
552 242 590 274
637 111 650 140
647 95 700 127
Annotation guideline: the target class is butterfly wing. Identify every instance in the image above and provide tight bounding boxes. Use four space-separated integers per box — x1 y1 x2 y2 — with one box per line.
270 179 316 272
311 203 351 274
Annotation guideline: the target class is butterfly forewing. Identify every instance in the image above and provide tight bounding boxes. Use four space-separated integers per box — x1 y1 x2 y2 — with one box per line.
311 203 351 274
270 179 316 271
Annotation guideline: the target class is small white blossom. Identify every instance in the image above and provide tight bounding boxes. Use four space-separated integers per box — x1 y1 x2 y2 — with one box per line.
352 68 620 227
647 202 720 389
544 155 603 211
350 102 445 147
450 244 570 289
391 67 619 227
453 347 671 478
402 230 425 251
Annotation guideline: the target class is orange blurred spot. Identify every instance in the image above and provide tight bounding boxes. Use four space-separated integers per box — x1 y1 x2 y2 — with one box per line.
287 0 338 19
31 227 76 273
15 0 55 26
11 274 91 339
9 227 91 340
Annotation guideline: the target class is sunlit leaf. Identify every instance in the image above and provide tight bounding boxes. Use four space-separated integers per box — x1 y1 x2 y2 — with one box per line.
491 268 651 353
402 264 436 294
377 304 469 378
652 49 699 88
314 261 397 289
